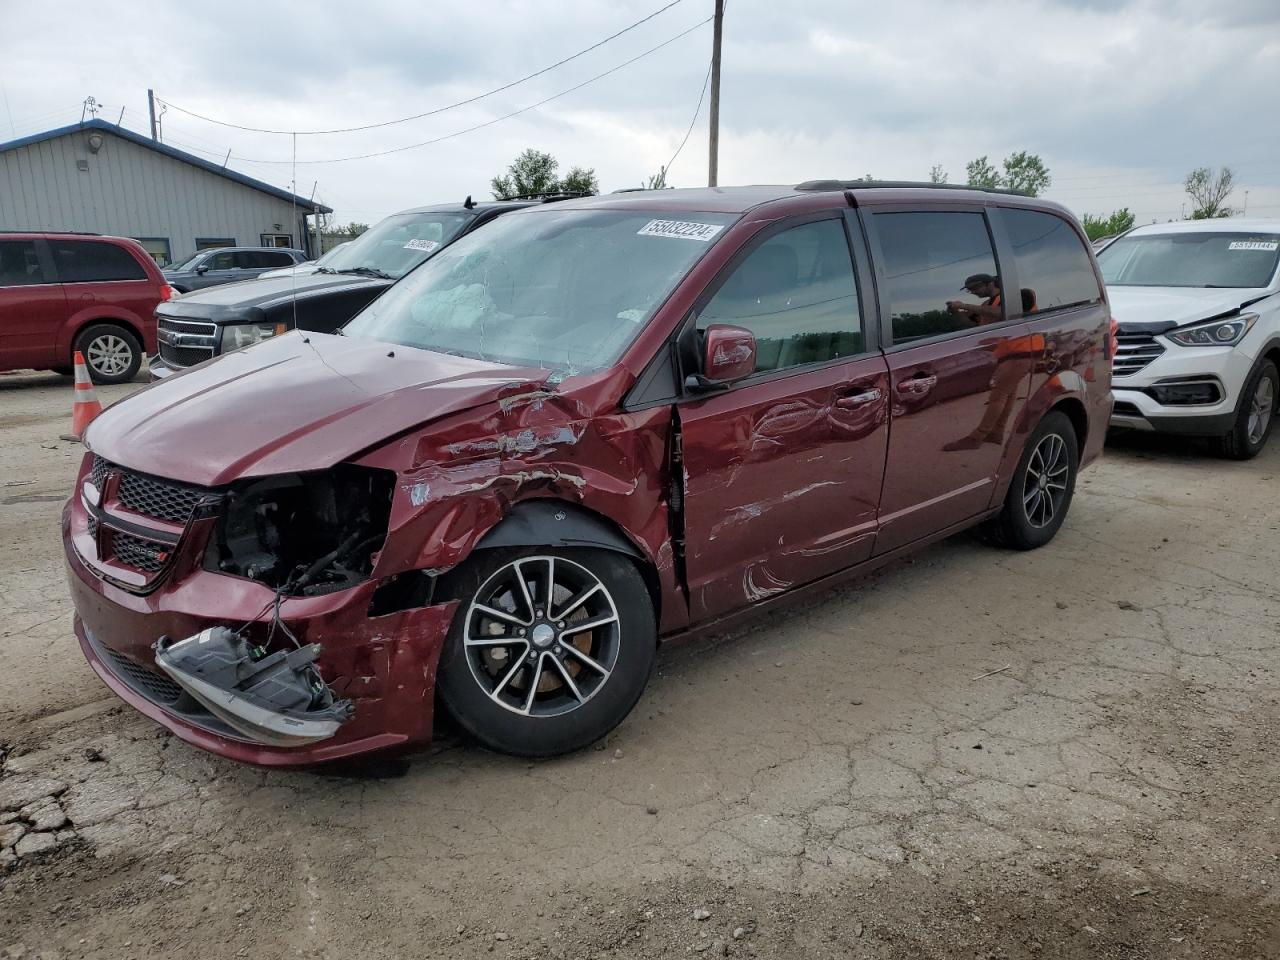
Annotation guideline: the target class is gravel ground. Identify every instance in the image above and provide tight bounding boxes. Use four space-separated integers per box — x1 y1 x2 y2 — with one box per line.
1 369 1277 960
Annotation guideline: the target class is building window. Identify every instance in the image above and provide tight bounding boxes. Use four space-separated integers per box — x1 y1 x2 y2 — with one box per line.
196 238 236 250
132 237 172 267
260 233 294 248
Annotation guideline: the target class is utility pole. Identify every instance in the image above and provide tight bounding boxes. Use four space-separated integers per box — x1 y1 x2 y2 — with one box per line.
707 0 724 187
147 89 157 141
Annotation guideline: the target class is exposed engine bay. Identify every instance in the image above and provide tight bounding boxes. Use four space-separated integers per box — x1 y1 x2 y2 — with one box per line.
208 465 394 596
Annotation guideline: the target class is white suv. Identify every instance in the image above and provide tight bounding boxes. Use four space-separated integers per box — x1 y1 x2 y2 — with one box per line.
1099 219 1280 458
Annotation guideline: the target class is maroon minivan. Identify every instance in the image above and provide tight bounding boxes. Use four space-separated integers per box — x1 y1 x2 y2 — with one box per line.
0 232 168 383
63 183 1113 764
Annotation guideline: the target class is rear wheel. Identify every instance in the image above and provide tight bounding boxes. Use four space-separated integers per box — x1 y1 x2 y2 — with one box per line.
436 548 656 757
1218 359 1277 460
74 323 142 384
986 411 1078 550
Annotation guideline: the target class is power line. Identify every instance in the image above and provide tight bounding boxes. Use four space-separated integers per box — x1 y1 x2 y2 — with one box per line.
663 57 713 180
213 16 713 166
156 0 687 136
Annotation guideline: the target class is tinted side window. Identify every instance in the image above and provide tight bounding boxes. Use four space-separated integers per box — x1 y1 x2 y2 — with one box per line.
207 251 236 270
0 240 47 286
50 240 147 283
699 219 862 373
1003 209 1101 313
267 251 296 266
875 212 1002 345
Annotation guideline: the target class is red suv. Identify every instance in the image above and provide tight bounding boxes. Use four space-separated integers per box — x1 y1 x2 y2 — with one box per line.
63 183 1112 765
0 232 167 383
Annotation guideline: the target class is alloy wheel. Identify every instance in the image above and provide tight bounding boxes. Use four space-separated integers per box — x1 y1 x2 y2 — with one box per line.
463 556 621 718
86 334 133 377
1247 374 1275 446
1022 432 1069 529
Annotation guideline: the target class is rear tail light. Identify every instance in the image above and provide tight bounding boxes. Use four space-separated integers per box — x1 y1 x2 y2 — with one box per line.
1107 315 1118 361
159 284 173 301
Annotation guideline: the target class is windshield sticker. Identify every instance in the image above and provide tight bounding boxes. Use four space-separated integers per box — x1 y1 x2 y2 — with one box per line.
404 238 440 252
1228 240 1278 252
637 219 725 242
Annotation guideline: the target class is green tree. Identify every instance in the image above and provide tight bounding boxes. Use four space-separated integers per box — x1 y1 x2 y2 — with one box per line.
333 222 369 237
645 165 670 190
965 151 1052 196
490 149 599 199
1002 151 1052 197
965 155 1001 189
928 164 948 184
1184 166 1235 219
559 166 600 195
1080 208 1135 242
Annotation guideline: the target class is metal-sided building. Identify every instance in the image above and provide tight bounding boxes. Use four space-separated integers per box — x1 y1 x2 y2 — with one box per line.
0 118 330 266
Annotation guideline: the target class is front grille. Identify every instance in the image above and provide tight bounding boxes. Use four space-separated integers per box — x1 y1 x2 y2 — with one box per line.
159 341 215 367
90 455 110 489
100 645 182 705
110 531 170 572
87 515 98 538
118 471 207 523
1113 331 1165 377
157 317 217 369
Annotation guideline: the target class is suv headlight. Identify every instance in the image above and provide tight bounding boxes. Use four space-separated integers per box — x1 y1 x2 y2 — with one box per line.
1167 313 1257 347
223 322 286 350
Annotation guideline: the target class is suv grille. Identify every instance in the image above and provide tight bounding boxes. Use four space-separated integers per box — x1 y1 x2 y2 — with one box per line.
90 455 110 489
1113 331 1165 378
118 471 208 523
157 317 217 368
110 532 170 573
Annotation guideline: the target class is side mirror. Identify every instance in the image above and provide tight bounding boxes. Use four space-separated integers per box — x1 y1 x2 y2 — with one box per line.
686 323 756 392
195 264 209 275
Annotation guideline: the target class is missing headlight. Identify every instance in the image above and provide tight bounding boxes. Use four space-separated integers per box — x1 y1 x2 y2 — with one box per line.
208 465 394 596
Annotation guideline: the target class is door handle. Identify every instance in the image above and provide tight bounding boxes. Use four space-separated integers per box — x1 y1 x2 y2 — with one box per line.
835 387 882 409
898 373 937 393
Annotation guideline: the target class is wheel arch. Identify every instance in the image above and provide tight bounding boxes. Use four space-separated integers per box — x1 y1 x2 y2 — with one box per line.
1048 395 1089 458
64 313 146 364
469 499 662 622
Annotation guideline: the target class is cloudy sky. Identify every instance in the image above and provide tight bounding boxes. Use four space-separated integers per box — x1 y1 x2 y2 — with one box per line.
3 0 1278 226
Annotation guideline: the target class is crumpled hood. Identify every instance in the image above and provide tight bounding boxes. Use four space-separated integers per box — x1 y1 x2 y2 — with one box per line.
85 332 548 486
1107 285 1269 329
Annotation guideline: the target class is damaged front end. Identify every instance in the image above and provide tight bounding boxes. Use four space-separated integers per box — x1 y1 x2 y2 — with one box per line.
209 464 394 595
154 628 353 747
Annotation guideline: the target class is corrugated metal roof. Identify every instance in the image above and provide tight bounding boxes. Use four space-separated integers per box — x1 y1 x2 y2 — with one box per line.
0 119 332 214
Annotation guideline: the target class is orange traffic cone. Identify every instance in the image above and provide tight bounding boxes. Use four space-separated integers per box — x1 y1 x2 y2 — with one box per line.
63 351 104 441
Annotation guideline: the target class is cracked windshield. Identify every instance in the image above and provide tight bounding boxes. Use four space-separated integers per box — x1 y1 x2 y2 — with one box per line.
343 208 737 372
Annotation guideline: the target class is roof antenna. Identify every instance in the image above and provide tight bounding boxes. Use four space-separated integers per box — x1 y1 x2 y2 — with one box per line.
463 194 476 209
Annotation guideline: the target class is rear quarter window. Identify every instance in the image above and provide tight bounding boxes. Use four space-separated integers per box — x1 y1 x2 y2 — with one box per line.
1002 209 1100 314
50 240 147 283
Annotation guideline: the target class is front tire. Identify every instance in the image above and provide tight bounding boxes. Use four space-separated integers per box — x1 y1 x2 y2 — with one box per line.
1218 359 1277 460
987 411 1079 550
74 323 142 384
436 548 656 758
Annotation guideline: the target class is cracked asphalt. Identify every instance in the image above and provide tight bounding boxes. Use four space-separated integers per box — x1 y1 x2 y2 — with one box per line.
2 369 1278 959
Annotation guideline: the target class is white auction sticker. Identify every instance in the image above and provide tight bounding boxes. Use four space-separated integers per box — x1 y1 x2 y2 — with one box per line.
404 238 440 252
1228 240 1278 251
637 219 725 242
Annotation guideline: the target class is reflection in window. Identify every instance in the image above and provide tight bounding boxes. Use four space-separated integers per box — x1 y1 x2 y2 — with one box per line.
699 219 862 372
875 212 1001 344
1003 209 1100 313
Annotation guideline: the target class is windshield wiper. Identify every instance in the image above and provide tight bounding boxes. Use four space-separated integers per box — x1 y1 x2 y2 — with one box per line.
315 266 338 274
339 266 394 280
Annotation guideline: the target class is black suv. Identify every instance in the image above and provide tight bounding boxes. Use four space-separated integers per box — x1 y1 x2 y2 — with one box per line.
150 197 560 379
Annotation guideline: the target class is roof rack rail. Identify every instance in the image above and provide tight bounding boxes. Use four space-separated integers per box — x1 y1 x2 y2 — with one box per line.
610 187 649 194
499 191 594 202
794 179 1028 196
